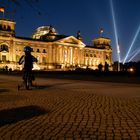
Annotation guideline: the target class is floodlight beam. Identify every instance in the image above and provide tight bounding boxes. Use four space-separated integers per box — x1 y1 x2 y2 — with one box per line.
128 48 140 62
110 0 120 71
123 25 140 64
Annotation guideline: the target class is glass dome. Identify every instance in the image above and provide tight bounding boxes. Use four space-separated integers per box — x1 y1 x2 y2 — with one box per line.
31 25 58 39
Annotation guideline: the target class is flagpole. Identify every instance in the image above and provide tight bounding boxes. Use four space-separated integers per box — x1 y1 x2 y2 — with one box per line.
0 7 5 18
3 11 4 18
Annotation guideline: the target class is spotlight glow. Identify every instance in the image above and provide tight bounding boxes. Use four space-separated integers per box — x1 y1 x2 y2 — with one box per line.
127 48 138 60
128 48 140 62
122 46 139 61
110 0 118 53
123 25 140 64
110 0 120 70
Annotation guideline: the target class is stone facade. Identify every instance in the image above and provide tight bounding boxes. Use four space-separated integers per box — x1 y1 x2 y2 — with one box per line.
0 18 112 71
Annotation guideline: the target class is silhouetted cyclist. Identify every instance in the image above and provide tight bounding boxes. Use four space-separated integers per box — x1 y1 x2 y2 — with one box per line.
19 46 37 84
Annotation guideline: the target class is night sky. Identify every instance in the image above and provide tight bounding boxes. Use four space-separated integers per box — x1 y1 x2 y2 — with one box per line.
0 0 140 62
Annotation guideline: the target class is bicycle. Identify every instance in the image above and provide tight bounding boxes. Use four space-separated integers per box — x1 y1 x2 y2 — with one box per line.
18 71 33 90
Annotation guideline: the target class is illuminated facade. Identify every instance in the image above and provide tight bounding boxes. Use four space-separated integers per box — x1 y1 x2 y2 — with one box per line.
0 18 112 71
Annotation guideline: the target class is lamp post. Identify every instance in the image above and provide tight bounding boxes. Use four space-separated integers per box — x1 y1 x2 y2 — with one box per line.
117 44 120 71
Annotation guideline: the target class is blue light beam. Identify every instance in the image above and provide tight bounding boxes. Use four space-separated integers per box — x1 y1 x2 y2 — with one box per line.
128 47 140 62
123 25 140 64
122 44 139 61
110 0 120 63
127 48 138 60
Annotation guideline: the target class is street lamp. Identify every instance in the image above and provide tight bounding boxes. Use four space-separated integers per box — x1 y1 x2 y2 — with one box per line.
117 44 120 71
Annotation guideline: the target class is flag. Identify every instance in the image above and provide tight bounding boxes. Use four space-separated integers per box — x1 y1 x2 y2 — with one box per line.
0 7 5 13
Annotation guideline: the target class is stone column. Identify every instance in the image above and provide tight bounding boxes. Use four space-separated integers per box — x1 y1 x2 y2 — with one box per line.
48 45 52 63
67 47 69 64
59 46 62 63
70 47 73 65
79 48 84 66
55 46 58 64
73 48 75 65
62 47 64 64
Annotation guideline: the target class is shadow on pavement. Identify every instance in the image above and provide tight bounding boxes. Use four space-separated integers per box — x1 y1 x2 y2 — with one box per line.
0 105 47 127
36 85 52 89
36 82 76 90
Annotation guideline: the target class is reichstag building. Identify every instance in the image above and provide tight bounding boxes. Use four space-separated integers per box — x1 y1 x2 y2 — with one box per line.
0 18 112 71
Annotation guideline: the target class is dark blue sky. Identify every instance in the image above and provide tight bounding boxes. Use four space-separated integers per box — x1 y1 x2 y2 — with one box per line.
1 0 140 62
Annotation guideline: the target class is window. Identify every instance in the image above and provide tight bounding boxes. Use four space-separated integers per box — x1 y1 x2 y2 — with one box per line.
3 25 6 30
37 49 40 52
90 54 93 57
85 53 89 57
0 44 9 52
43 49 46 53
106 55 109 60
7 25 11 31
0 24 2 30
2 55 6 62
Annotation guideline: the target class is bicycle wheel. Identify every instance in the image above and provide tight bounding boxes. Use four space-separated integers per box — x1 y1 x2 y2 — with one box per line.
24 71 32 90
25 79 28 90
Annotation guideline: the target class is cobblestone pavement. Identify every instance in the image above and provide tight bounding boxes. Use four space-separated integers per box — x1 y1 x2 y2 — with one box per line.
0 74 140 140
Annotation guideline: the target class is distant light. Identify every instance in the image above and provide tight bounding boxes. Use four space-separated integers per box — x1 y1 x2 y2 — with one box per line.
128 68 134 73
130 68 133 72
123 25 140 64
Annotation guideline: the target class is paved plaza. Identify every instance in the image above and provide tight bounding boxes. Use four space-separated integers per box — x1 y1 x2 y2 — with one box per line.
0 74 140 140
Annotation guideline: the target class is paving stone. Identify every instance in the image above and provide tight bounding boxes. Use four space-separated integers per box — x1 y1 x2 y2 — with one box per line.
0 75 140 139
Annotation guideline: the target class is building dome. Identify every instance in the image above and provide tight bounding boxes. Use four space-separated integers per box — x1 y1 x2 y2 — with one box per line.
31 25 58 39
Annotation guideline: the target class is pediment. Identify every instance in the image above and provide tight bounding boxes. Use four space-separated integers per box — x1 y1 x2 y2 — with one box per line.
57 36 86 47
64 37 79 44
